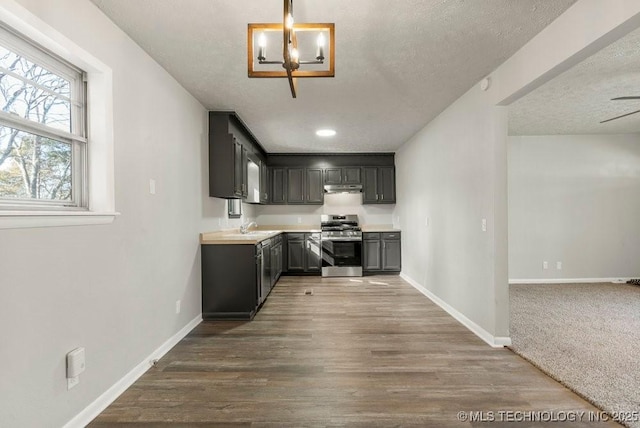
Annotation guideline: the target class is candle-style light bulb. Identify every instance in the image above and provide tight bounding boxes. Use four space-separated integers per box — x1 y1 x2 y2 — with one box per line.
285 13 294 29
316 32 325 61
257 32 267 61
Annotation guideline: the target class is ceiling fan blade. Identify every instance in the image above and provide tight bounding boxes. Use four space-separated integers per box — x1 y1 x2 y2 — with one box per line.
612 96 640 100
600 108 640 123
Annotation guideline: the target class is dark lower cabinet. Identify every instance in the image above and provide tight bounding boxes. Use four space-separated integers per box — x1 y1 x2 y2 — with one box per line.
363 232 401 273
201 244 259 320
201 234 286 320
363 238 382 271
285 232 321 274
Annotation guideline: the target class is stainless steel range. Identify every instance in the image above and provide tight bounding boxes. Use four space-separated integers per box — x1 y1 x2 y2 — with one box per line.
320 214 363 277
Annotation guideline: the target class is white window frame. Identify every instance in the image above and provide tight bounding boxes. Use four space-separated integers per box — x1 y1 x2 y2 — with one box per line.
0 1 118 229
0 23 87 210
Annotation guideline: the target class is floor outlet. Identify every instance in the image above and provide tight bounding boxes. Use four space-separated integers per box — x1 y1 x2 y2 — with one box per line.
304 289 313 295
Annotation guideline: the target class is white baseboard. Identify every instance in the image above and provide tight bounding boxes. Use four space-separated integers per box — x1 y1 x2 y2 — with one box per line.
400 273 511 348
509 277 636 285
63 314 202 428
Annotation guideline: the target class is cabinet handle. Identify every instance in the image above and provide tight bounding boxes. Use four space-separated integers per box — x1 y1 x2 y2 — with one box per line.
383 241 386 249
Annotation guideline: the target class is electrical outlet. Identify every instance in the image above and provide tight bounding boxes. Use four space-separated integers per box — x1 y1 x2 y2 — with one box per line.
67 376 79 390
543 261 548 270
425 216 429 227
557 261 562 270
481 218 487 232
175 300 181 314
149 179 156 195
297 217 302 224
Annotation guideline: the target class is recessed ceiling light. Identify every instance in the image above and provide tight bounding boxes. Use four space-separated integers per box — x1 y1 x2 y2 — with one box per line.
316 129 336 137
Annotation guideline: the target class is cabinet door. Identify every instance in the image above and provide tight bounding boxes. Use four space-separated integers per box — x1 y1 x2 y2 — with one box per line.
324 168 342 184
382 239 401 271
241 147 248 198
260 161 269 204
270 168 287 204
306 168 324 204
343 167 361 184
233 140 243 197
287 168 305 204
305 234 321 272
363 239 382 271
379 167 395 203
362 167 379 203
287 239 305 271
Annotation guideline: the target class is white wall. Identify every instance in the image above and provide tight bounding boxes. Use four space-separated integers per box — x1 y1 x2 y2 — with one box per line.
393 0 640 345
255 193 395 226
394 86 509 340
509 134 640 281
0 1 242 426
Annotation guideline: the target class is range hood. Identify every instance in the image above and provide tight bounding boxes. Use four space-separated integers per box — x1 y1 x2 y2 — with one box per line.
324 184 363 194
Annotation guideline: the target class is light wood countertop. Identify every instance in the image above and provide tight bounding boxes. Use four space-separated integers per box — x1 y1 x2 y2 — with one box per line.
200 224 400 244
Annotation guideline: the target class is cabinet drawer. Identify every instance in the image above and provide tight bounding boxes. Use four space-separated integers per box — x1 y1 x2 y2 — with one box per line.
364 232 381 240
382 232 400 240
287 232 305 240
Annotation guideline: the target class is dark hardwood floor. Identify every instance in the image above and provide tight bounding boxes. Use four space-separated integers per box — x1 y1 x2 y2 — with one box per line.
90 276 617 427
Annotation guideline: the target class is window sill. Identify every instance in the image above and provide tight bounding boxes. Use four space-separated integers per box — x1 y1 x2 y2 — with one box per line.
0 211 120 230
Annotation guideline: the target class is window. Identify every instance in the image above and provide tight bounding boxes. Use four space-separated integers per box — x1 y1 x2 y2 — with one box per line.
0 24 86 210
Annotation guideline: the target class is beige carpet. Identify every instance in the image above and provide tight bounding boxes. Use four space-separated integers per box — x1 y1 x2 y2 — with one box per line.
510 283 640 428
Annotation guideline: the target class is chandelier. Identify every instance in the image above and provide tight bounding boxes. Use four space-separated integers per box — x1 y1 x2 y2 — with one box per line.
248 0 335 98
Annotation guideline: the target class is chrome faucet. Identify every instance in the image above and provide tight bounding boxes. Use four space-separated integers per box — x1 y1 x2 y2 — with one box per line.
240 221 257 234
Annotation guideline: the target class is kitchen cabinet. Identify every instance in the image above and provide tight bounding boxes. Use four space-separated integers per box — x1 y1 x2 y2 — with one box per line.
209 112 267 200
276 167 324 205
287 168 305 204
201 244 259 319
233 140 248 198
363 167 396 204
306 168 324 204
270 234 283 285
285 232 321 274
270 167 287 204
305 233 321 273
363 232 401 273
324 167 361 185
260 161 269 204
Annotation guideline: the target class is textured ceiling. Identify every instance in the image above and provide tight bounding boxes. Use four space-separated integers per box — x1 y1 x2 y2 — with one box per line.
510 26 640 136
90 0 576 152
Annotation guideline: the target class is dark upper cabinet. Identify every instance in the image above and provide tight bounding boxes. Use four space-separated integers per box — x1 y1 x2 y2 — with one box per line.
306 168 324 204
209 112 266 200
363 166 396 204
270 167 287 204
343 167 362 184
324 167 361 185
287 168 305 204
229 138 248 198
260 161 269 204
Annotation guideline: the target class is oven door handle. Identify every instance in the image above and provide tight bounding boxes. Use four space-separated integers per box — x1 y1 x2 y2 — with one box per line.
321 237 363 242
